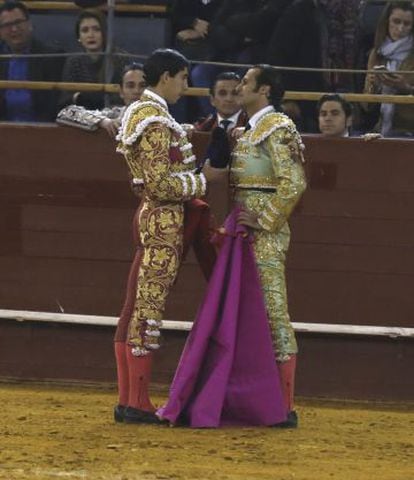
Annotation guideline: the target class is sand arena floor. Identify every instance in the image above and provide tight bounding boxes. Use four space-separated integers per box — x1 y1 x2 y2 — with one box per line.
0 383 413 480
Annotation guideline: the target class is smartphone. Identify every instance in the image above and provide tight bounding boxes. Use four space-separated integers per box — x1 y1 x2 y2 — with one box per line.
373 65 388 71
373 65 398 79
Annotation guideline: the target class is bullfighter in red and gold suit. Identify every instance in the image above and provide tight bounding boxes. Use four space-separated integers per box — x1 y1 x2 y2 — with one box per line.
113 49 220 424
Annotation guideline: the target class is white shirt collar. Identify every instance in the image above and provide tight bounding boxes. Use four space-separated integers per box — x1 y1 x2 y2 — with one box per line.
144 89 168 110
247 105 274 129
217 110 242 128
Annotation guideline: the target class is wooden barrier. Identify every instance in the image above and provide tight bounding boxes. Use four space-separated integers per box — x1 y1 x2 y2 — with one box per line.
0 123 413 400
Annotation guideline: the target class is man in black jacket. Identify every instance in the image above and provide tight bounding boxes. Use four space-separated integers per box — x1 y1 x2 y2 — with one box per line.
0 1 64 121
266 0 329 131
194 71 247 132
169 0 222 61
209 0 291 63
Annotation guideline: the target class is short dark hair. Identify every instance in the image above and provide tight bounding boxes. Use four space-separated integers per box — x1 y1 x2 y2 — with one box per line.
143 48 189 87
317 94 353 118
119 62 144 86
0 1 29 19
75 9 107 43
210 71 240 95
252 64 284 110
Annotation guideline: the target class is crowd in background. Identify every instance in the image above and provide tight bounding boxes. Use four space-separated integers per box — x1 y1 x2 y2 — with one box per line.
0 0 413 137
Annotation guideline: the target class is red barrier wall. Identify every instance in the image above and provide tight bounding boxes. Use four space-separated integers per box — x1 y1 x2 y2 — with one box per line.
0 124 413 400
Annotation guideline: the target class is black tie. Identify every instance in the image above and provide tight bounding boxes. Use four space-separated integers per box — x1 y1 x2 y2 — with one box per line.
245 122 252 131
220 119 231 131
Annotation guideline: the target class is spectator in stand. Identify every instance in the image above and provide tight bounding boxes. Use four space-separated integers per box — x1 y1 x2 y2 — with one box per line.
169 0 223 122
209 0 291 63
317 93 353 137
194 71 247 131
170 0 222 61
266 0 330 132
0 1 64 121
60 9 130 110
363 1 414 137
195 71 247 171
57 62 145 138
323 0 360 91
317 93 383 140
190 0 291 119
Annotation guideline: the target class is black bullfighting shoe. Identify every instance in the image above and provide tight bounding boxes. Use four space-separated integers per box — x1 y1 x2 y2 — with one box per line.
123 406 164 425
271 410 298 429
113 404 126 423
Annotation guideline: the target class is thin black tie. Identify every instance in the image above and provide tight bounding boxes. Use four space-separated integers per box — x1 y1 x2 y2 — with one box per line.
220 119 231 131
245 122 252 131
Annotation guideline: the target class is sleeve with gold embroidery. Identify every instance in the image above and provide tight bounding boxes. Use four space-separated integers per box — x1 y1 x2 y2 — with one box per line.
257 128 306 233
139 123 206 202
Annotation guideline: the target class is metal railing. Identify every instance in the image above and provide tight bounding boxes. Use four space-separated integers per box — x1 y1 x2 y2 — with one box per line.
0 1 168 14
1 79 414 105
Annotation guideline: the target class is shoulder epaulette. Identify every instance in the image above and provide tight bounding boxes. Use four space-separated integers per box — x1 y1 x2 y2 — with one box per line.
250 112 297 145
116 100 186 150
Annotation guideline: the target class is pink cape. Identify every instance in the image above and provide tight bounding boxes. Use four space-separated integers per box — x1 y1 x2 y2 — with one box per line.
158 207 287 427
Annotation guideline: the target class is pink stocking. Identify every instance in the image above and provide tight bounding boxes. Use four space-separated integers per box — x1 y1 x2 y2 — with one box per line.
114 342 129 407
277 355 297 412
126 346 156 412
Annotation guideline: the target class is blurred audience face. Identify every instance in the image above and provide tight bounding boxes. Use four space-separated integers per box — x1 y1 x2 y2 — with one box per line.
0 7 32 53
318 100 351 137
120 69 146 106
210 79 241 118
319 100 352 137
78 17 103 53
388 8 413 41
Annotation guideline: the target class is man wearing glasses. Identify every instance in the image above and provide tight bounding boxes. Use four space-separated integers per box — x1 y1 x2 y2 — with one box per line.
0 1 63 121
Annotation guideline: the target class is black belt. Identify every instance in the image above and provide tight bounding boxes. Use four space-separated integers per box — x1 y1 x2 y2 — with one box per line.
234 187 277 193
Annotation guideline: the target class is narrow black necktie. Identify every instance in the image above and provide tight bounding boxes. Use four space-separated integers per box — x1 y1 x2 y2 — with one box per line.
220 119 231 131
245 122 252 131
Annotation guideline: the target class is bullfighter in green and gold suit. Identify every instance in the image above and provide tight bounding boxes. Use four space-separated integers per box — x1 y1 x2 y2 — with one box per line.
232 65 306 427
